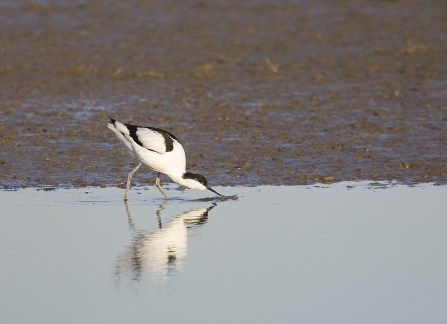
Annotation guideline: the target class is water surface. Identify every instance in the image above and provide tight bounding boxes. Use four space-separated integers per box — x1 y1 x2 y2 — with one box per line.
1 182 446 323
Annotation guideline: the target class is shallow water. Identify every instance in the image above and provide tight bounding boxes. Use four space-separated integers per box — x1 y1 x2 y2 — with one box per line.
1 182 446 323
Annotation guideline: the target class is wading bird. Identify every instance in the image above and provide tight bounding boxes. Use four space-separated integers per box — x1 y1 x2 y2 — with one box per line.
107 119 232 200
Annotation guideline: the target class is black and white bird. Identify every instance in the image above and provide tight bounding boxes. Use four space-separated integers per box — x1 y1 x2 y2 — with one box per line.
107 119 230 200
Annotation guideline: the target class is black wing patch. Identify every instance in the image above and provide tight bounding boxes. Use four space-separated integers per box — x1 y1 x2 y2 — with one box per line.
149 127 175 152
127 125 144 148
125 123 180 153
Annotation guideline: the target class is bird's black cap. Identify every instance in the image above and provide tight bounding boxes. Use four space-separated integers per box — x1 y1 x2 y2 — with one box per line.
183 172 208 187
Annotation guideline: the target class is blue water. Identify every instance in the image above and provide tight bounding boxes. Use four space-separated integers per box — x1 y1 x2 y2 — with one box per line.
1 182 446 323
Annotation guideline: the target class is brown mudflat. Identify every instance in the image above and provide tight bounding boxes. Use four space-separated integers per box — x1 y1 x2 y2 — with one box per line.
1 0 446 189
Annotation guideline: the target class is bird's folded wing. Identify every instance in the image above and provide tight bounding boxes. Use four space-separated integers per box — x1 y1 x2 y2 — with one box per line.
133 127 170 154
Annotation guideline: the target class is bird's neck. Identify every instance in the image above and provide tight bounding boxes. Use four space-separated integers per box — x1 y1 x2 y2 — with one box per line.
167 172 188 187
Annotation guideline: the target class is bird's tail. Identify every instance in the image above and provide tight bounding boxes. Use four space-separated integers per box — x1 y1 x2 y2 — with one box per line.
107 119 131 137
107 118 117 130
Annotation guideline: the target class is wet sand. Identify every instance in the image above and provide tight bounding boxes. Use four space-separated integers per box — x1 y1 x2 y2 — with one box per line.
1 0 446 188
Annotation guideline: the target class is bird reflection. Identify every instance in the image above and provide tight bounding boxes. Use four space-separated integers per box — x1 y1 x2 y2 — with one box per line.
115 201 215 285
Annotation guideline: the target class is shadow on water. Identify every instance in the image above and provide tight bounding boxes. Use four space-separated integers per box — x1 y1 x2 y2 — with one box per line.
190 194 238 202
115 201 216 287
146 191 238 203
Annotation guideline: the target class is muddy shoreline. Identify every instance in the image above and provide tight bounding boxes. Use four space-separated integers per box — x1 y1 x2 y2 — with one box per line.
1 0 446 189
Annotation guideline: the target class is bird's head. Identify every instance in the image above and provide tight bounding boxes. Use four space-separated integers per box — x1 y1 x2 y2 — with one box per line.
182 172 209 190
182 172 225 197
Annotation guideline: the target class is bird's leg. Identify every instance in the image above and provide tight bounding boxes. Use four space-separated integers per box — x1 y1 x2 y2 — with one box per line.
124 162 141 201
155 172 169 200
